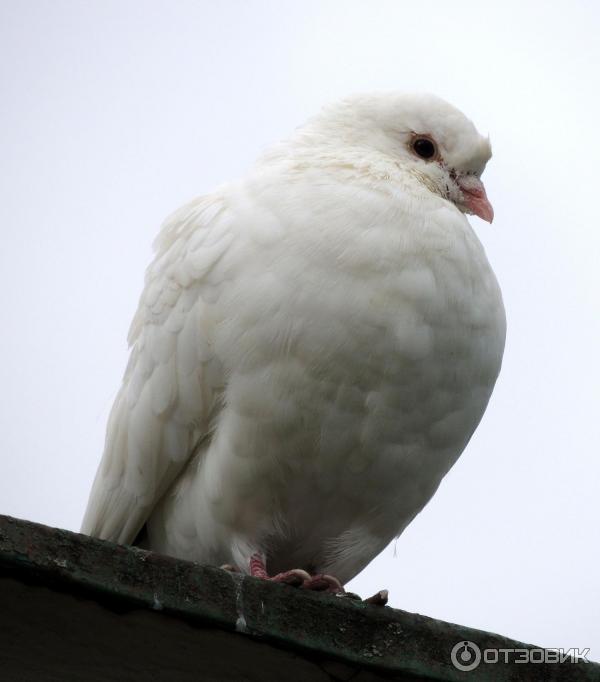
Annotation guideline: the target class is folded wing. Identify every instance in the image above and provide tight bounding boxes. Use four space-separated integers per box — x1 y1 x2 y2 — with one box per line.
81 194 234 544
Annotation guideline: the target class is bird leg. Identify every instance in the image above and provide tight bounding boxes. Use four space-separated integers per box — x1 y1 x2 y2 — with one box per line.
249 553 344 593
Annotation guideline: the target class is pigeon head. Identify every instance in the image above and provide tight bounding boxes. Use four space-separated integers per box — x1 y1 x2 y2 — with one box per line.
306 92 494 223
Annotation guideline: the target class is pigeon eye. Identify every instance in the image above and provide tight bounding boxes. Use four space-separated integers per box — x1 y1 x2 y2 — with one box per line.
411 136 437 160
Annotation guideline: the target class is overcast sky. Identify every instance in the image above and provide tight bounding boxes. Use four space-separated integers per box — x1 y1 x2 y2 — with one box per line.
1 0 598 660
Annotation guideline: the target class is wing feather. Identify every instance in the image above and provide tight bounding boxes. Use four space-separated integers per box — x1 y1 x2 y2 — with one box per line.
81 194 232 543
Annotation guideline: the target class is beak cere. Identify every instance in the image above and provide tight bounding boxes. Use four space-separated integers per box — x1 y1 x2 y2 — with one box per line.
456 175 494 223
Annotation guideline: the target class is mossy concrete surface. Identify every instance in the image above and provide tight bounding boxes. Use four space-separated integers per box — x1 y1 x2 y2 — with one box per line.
0 514 597 681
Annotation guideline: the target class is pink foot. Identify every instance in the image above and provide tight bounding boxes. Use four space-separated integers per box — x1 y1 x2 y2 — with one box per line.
302 573 344 592
249 554 344 593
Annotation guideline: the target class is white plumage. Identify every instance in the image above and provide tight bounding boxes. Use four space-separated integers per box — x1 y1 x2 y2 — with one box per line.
82 92 505 586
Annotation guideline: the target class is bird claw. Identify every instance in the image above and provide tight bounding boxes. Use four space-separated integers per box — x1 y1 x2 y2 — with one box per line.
248 554 345 593
363 589 388 606
219 563 239 572
271 570 344 592
302 573 344 593
271 568 311 587
239 555 386 603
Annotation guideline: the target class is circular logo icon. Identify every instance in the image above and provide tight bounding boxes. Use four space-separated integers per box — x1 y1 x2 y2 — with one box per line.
451 640 482 672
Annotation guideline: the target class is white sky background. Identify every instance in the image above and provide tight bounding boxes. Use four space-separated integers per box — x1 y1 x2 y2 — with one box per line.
1 0 599 657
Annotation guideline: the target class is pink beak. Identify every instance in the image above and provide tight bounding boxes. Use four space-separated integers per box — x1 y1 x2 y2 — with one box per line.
456 175 494 223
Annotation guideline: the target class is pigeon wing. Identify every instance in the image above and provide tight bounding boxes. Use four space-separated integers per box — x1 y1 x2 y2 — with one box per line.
81 193 234 544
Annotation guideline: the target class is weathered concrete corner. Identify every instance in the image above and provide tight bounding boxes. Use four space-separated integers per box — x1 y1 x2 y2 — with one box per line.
0 514 597 681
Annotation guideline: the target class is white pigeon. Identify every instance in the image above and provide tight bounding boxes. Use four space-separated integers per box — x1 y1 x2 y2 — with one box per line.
82 92 505 595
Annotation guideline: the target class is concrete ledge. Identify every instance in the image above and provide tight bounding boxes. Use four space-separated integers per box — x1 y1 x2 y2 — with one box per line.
0 514 597 681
